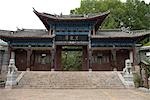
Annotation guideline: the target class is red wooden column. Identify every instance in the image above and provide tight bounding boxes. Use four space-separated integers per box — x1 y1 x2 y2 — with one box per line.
55 45 62 71
82 46 89 71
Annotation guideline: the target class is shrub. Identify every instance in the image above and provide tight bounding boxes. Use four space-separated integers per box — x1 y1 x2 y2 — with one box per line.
133 73 141 88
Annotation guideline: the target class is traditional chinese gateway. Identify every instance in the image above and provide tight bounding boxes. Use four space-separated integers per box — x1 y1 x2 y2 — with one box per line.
0 9 149 71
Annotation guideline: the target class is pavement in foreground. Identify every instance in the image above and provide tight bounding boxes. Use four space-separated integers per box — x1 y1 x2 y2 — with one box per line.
0 89 150 100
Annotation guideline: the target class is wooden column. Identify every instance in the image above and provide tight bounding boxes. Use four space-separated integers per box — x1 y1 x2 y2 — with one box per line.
89 49 92 70
51 32 55 71
27 49 32 71
10 51 15 59
129 50 133 63
132 45 140 71
9 46 15 59
0 51 3 73
55 45 62 71
49 29 51 35
8 46 13 63
132 47 135 67
82 46 89 71
111 48 117 70
8 46 10 60
51 49 55 71
7 47 10 63
93 28 95 35
52 30 55 37
88 30 92 70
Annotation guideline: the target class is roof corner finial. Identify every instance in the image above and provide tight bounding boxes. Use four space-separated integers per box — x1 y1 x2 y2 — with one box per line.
16 27 20 31
32 7 35 11
60 12 63 17
32 7 37 13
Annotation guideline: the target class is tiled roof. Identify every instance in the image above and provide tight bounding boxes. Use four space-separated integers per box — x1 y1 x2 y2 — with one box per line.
92 29 150 38
33 8 110 20
0 29 52 38
0 29 150 39
33 9 110 31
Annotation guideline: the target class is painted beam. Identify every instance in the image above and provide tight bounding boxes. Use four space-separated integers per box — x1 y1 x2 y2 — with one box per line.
55 32 89 35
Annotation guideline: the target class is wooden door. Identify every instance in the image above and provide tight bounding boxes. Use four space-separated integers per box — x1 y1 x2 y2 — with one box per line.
31 50 51 71
116 49 129 71
15 49 27 71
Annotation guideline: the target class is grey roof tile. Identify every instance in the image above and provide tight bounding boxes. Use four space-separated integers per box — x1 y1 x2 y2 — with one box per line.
93 30 150 38
0 29 51 38
0 29 150 38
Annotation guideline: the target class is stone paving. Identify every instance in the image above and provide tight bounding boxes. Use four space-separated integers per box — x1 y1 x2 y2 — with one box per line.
0 89 150 100
17 71 125 89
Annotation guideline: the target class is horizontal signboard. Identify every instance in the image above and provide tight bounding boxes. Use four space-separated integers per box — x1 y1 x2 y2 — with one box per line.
55 35 88 41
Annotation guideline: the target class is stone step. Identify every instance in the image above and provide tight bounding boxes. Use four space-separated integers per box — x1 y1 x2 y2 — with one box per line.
16 71 125 89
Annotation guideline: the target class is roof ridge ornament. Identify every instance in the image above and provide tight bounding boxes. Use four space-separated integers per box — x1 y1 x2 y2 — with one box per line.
120 22 133 34
32 7 37 13
121 27 134 34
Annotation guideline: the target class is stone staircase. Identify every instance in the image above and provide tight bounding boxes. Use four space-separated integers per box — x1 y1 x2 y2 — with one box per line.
16 71 125 89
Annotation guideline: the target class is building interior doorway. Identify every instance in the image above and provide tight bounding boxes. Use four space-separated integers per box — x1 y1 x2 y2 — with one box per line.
62 46 82 71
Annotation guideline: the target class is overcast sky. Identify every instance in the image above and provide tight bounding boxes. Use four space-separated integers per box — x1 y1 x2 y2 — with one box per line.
0 0 149 31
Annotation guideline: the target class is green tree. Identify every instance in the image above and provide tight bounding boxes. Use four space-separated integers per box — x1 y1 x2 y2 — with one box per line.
71 0 150 30
62 51 82 71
